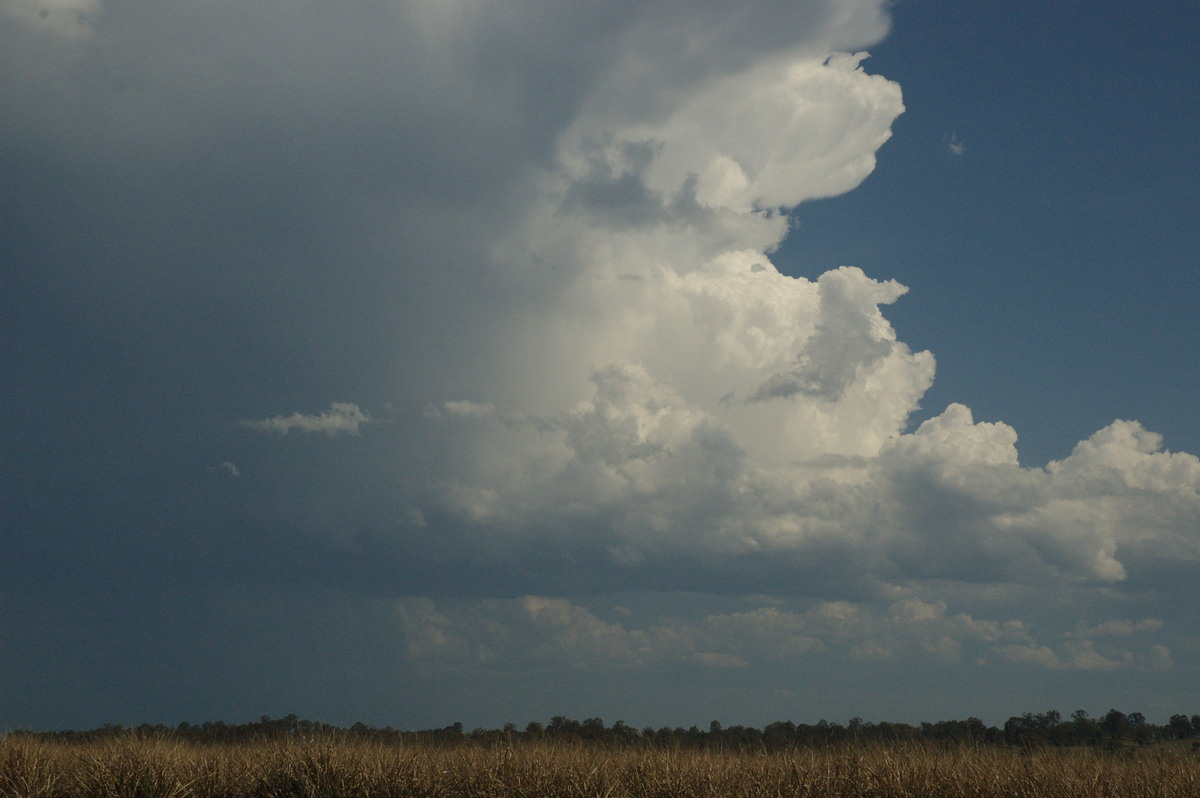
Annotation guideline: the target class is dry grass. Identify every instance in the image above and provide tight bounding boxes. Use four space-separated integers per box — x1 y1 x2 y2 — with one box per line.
2 735 1198 797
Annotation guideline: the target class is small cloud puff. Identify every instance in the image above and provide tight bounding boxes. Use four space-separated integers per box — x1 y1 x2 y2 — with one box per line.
241 402 371 437
207 461 241 477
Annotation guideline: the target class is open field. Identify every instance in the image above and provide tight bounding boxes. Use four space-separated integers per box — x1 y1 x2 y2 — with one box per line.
2 736 1199 798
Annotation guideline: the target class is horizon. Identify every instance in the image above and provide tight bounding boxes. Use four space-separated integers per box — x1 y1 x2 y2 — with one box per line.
7 707 1193 737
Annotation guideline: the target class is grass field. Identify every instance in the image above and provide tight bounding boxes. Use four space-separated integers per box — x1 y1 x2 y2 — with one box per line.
2 735 1198 797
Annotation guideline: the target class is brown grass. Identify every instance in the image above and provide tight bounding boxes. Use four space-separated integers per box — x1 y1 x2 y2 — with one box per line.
2 735 1198 797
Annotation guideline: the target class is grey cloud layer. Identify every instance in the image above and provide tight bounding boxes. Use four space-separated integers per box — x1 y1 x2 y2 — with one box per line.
392 594 1172 675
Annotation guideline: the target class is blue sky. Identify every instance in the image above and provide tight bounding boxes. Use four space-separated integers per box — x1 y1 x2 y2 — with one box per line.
2 0 1198 732
782 1 1200 468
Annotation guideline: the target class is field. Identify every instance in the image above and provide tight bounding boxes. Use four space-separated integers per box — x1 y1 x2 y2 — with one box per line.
2 735 1199 798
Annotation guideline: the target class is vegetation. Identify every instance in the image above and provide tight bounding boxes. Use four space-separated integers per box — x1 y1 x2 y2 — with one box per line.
3 712 1199 797
14 709 1200 749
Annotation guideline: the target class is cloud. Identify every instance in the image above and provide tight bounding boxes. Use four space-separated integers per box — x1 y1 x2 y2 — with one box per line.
209 461 241 478
0 0 102 39
945 131 965 156
241 402 371 438
427 337 1199 595
1070 619 1163 638
24 0 1191 611
749 266 911 401
994 638 1166 673
390 593 1168 674
564 51 904 215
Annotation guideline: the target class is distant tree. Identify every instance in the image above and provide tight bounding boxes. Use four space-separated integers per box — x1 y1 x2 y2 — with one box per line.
1167 715 1192 740
758 721 795 748
1126 713 1151 744
1103 709 1129 738
581 718 606 741
611 720 637 743
1003 717 1022 745
1004 714 1055 747
1067 710 1100 745
921 717 988 744
546 716 585 742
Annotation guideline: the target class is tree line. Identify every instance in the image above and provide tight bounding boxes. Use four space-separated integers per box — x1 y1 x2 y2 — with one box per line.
11 709 1200 749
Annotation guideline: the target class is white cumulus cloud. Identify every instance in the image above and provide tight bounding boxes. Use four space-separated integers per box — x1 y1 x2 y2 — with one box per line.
403 0 1200 607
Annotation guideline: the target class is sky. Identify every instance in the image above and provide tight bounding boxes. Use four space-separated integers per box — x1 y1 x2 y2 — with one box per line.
2 0 1198 732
